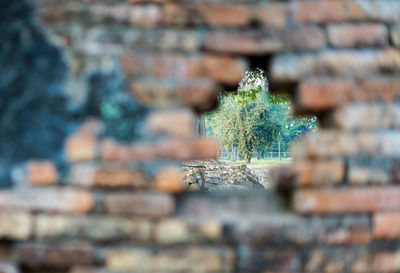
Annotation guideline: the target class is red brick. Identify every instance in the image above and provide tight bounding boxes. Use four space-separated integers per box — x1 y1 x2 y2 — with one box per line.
332 104 400 130
296 79 354 112
104 192 175 218
295 187 400 214
296 77 400 112
16 242 95 269
101 138 219 162
12 161 59 187
188 55 248 86
373 212 400 239
328 23 388 48
205 26 325 54
129 78 219 112
68 163 148 188
293 0 366 23
28 161 59 186
293 160 345 187
0 188 94 214
272 49 400 81
196 4 252 27
121 52 247 85
292 130 400 159
153 167 186 193
65 133 98 162
145 109 195 138
255 3 288 29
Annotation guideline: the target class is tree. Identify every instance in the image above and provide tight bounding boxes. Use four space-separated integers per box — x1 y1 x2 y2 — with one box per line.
209 92 281 163
205 68 317 163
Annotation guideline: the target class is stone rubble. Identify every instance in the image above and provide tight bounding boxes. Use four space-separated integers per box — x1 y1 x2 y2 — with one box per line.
183 161 264 192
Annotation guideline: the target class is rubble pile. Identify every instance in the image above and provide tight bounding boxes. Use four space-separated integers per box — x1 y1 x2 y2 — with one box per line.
183 161 264 192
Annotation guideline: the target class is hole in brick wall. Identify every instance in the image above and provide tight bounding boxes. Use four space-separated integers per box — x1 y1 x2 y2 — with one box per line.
194 66 318 193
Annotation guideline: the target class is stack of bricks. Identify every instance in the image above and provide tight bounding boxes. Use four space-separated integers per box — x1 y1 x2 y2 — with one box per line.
1 0 400 272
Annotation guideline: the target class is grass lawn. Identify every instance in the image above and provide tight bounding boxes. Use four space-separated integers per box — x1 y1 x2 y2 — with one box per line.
219 158 291 169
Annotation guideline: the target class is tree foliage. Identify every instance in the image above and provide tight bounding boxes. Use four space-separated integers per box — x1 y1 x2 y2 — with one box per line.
205 69 317 163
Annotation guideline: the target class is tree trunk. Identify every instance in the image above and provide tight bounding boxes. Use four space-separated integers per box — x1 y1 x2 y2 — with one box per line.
195 114 206 136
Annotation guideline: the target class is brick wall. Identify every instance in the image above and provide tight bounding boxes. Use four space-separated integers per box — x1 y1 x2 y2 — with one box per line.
1 0 400 272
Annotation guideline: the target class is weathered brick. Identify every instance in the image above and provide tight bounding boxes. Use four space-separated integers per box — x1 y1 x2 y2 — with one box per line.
0 188 94 214
293 0 366 23
153 167 186 193
106 246 235 272
101 138 219 162
65 133 98 162
154 218 222 244
16 242 95 269
196 4 252 27
293 160 345 187
205 26 325 54
293 0 400 24
255 2 289 29
68 163 147 188
373 212 400 239
127 5 161 28
162 3 288 29
231 214 308 246
11 161 58 186
348 158 391 184
104 192 175 218
309 215 372 245
292 130 400 159
145 109 195 138
272 49 400 81
238 247 300 273
306 247 400 273
189 55 248 86
333 103 400 130
130 78 219 112
328 23 388 48
35 214 152 242
296 77 400 112
0 212 32 240
121 52 247 86
295 186 400 214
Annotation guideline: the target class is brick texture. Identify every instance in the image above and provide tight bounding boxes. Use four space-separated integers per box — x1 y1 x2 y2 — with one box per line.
3 0 400 272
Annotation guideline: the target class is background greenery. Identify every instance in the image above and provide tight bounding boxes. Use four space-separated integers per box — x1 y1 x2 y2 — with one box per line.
205 69 317 163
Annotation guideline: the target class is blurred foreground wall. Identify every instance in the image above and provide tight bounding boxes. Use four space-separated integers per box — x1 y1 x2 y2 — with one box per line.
1 0 400 272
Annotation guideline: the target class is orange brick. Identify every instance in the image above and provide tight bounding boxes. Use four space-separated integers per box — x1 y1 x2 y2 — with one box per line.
65 133 98 162
328 23 388 48
196 4 252 27
293 0 366 23
145 109 195 138
0 188 94 214
293 160 345 187
373 212 400 239
153 167 186 193
295 187 400 214
255 3 288 29
28 161 59 186
104 192 175 218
